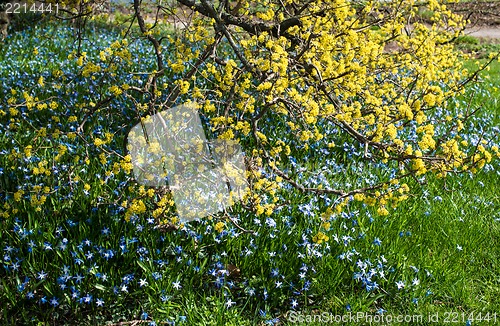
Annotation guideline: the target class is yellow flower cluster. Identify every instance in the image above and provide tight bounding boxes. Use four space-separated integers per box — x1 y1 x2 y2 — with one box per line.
120 155 134 174
32 160 50 176
214 221 225 233
312 232 329 244
109 85 123 96
125 199 147 221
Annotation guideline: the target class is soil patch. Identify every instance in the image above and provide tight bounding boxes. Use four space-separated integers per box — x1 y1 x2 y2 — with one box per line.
448 0 500 26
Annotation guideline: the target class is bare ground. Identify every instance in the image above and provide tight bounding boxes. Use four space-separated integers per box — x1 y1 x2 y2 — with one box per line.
464 26 500 40
452 0 500 39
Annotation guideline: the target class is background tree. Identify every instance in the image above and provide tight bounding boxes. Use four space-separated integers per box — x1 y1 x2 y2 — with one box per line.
0 0 11 40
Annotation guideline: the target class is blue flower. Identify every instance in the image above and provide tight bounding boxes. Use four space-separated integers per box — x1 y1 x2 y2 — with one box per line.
50 297 59 307
17 283 25 292
74 273 84 283
37 270 48 280
81 293 93 304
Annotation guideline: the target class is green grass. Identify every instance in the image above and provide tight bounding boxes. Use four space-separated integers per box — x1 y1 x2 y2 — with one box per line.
280 170 500 325
455 36 500 59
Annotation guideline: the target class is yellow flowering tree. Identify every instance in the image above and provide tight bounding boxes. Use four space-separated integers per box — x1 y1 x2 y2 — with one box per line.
4 0 498 223
110 0 497 219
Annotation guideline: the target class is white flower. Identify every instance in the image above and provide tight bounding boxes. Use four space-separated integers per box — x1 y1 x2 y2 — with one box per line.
172 281 182 290
225 299 235 308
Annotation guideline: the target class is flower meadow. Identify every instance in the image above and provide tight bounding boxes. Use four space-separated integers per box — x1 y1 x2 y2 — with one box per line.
1 20 500 325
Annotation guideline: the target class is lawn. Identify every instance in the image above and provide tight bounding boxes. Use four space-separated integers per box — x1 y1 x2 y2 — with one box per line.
0 16 499 326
